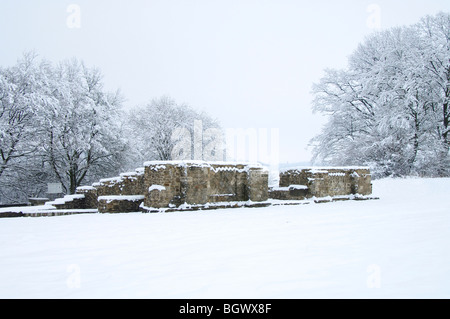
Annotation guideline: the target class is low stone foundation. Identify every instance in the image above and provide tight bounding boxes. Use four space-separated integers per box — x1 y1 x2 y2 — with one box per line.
0 211 24 218
269 167 372 200
45 194 86 210
35 162 374 215
95 168 145 197
98 195 145 213
43 161 270 214
28 198 50 206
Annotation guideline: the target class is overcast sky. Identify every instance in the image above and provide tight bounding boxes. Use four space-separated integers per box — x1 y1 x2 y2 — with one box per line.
1 0 449 164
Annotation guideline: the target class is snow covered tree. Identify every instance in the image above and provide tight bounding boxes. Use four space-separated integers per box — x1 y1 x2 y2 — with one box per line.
41 59 127 194
415 12 450 175
0 53 56 203
0 53 52 179
123 95 221 168
0 53 220 203
311 12 450 178
0 54 127 203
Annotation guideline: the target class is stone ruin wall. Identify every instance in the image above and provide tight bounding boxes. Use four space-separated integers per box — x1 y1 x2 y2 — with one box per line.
269 167 372 201
68 161 268 213
46 163 373 213
143 162 269 209
94 168 146 197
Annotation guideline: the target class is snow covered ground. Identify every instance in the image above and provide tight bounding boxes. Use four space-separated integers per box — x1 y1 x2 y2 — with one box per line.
0 177 449 299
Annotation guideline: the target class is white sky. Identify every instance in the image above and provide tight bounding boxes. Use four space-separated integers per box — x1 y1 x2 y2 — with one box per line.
1 0 449 163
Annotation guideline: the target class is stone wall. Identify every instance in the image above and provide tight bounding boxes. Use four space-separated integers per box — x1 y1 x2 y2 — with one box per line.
95 168 145 197
75 186 98 209
45 163 373 214
143 161 269 209
45 194 87 210
270 167 372 200
97 195 145 213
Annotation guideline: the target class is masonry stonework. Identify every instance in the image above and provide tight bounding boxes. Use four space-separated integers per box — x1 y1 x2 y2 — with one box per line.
143 161 269 209
75 186 98 209
41 162 373 214
269 167 372 200
97 196 145 213
95 168 145 197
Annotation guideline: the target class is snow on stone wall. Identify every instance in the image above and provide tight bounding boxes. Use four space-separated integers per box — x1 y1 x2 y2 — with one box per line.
51 162 374 213
143 161 269 209
270 167 372 200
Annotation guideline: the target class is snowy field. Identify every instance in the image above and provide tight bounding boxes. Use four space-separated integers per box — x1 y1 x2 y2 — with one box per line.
0 177 449 299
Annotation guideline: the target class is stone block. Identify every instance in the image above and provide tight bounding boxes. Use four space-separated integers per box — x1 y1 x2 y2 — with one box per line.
247 167 269 202
76 186 98 209
273 167 373 199
98 195 145 213
143 161 269 210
